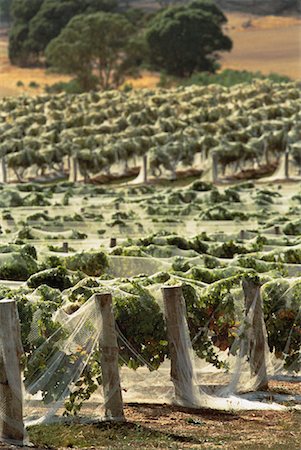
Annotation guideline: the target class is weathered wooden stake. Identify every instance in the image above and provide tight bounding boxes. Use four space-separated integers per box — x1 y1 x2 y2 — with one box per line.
67 155 71 172
0 158 7 184
69 157 78 182
284 149 289 179
62 242 69 253
274 225 281 235
0 300 24 443
212 153 218 184
142 154 148 184
242 278 268 390
110 238 117 248
95 293 124 421
162 285 195 405
239 230 245 240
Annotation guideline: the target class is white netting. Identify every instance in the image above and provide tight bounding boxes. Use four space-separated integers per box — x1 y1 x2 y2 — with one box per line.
260 154 301 183
0 265 300 444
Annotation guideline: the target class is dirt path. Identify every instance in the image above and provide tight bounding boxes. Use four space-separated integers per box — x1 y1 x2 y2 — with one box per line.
2 407 300 449
0 380 299 449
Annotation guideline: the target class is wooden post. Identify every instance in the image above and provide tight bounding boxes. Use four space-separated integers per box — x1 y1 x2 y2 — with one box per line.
142 154 148 184
62 242 69 253
0 300 24 443
162 285 195 405
242 278 268 390
239 230 245 240
69 157 78 183
284 149 289 179
67 155 71 173
0 158 7 184
212 153 218 184
274 225 281 235
110 238 117 248
95 293 124 421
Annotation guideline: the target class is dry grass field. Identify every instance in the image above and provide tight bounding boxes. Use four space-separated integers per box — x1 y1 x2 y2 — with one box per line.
221 13 301 79
0 28 71 97
0 12 300 97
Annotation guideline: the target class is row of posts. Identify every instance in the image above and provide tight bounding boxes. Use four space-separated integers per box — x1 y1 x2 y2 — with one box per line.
68 152 291 185
212 150 291 184
0 279 268 444
0 151 292 185
0 157 76 185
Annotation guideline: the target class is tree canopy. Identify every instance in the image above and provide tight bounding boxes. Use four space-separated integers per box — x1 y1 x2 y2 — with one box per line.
0 0 12 22
45 12 138 90
145 0 232 77
9 0 44 64
8 0 118 65
7 0 233 87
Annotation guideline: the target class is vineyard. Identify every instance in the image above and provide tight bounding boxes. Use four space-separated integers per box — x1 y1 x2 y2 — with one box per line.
0 178 301 439
0 80 300 448
0 80 300 184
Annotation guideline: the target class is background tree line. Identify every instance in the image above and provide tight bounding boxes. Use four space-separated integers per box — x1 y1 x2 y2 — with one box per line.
1 0 232 91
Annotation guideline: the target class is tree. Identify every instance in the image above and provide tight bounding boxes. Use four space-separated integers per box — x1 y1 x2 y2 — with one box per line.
27 0 86 56
9 0 44 65
8 0 118 66
45 13 141 90
45 12 138 90
145 0 232 77
27 0 118 55
0 0 12 22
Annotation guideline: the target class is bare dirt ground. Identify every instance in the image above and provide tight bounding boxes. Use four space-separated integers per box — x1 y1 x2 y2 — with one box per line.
0 13 300 97
0 380 300 450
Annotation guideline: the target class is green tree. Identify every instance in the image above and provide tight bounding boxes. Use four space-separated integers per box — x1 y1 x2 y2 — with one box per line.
8 0 118 66
45 12 138 90
145 0 232 77
27 0 118 55
9 0 44 65
0 0 12 22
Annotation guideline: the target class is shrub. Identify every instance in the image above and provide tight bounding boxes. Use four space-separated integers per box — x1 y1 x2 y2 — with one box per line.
113 283 167 369
65 251 108 276
0 190 23 207
283 220 301 236
0 253 39 281
190 180 213 191
29 81 40 89
183 69 291 87
45 79 84 94
27 266 73 291
17 227 35 240
24 192 51 207
21 244 37 260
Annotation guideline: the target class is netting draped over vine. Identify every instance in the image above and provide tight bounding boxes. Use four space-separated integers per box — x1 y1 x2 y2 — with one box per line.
0 81 300 183
1 268 299 443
